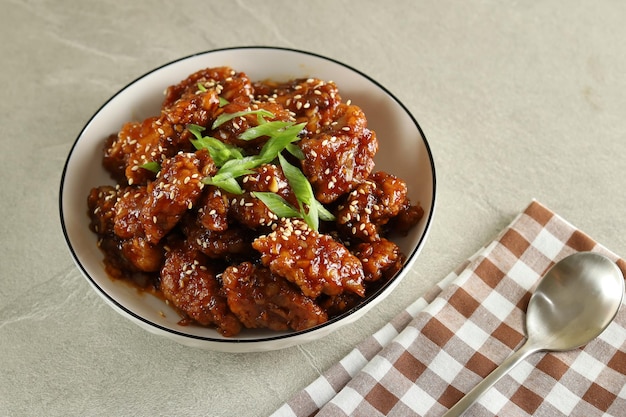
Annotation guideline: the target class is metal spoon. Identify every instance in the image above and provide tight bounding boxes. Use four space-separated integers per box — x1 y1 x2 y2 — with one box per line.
443 251 624 417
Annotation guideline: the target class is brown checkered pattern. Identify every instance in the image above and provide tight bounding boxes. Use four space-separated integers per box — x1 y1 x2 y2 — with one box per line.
272 201 626 417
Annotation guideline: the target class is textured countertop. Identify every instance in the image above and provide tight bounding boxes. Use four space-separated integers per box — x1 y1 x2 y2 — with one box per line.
2 1 625 416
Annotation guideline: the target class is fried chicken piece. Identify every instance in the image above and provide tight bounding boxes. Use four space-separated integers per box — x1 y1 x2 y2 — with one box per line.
112 185 149 239
160 246 242 337
389 201 424 235
222 262 328 331
252 219 365 298
336 171 410 242
228 164 298 230
88 185 164 274
353 238 404 282
182 216 253 260
88 185 119 235
254 77 342 137
163 66 254 109
317 292 362 317
141 151 213 244
227 192 277 231
197 186 230 232
299 104 378 203
103 117 165 186
241 164 297 207
160 86 221 152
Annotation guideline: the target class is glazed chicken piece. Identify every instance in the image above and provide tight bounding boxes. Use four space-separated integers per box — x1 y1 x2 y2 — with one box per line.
160 245 242 337
226 192 278 231
196 185 230 232
336 171 414 242
181 215 253 260
87 185 119 235
163 66 254 109
103 117 166 186
222 262 328 331
87 185 163 276
141 151 214 244
252 219 365 298
353 238 404 282
228 164 296 230
299 104 378 203
254 77 342 137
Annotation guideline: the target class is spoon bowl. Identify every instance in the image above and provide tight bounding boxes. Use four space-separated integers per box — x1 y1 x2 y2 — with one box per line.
526 252 624 351
444 252 624 417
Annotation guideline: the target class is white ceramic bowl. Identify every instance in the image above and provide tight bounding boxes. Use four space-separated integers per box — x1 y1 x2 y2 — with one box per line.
60 47 436 352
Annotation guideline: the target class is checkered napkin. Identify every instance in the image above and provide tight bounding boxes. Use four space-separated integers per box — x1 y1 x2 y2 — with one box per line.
272 200 626 417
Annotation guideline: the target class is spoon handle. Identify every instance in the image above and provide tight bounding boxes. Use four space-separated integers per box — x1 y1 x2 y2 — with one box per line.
442 341 538 417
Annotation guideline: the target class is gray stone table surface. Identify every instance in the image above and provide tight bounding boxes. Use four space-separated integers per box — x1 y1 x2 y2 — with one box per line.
2 1 625 415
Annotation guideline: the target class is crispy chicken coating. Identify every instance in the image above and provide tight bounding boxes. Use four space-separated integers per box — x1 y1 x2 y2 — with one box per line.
88 185 163 275
222 262 328 331
196 185 230 232
337 171 411 242
299 104 378 203
228 163 297 231
160 245 242 337
252 219 365 298
163 66 254 109
254 77 342 137
141 151 213 244
88 185 118 235
353 238 404 282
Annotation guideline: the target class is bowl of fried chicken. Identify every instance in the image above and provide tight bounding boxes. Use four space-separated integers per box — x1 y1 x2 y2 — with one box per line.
60 47 436 352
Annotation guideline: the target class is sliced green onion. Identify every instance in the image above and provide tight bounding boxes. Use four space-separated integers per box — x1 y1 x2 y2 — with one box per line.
188 124 244 167
252 192 301 219
239 120 295 141
202 176 243 195
285 143 305 160
139 161 161 173
212 109 274 129
278 153 319 230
